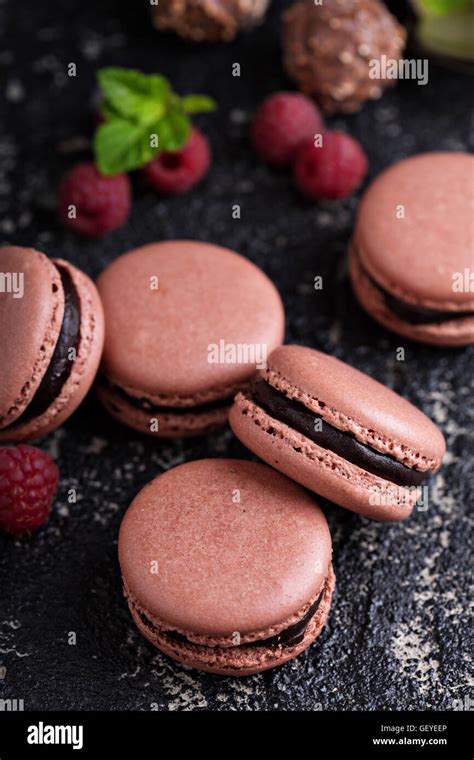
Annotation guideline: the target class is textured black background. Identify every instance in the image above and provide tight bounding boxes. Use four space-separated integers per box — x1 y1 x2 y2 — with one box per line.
0 0 473 712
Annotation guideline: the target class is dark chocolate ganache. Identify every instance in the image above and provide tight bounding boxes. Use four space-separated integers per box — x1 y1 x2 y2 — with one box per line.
134 586 325 650
251 380 426 488
100 378 233 416
7 265 80 427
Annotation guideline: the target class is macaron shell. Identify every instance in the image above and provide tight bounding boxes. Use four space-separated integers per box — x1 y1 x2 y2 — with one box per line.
96 241 285 401
262 345 446 468
127 564 335 676
350 244 474 347
0 259 104 442
229 395 415 521
0 247 64 428
354 152 474 309
119 459 331 636
96 382 231 438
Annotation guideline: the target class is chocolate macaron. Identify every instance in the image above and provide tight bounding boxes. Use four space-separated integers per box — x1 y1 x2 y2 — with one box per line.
230 346 445 521
119 459 334 675
96 241 284 437
0 246 104 442
350 152 474 346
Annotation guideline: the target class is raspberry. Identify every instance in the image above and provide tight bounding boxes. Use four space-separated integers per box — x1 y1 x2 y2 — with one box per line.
251 91 324 168
141 128 211 194
293 130 367 200
0 445 59 536
58 162 131 237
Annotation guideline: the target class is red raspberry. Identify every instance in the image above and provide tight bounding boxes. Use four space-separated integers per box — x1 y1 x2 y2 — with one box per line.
58 162 131 237
251 91 324 168
0 445 59 536
141 128 211 194
293 130 367 200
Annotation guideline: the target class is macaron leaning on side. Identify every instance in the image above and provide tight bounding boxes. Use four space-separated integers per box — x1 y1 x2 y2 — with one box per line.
230 345 446 522
96 240 284 437
350 152 474 346
119 459 335 676
0 246 104 442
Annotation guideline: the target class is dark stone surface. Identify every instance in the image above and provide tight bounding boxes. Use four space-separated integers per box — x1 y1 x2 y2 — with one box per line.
0 0 472 712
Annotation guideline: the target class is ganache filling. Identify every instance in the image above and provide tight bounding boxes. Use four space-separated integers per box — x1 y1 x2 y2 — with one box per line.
355 246 474 325
7 265 80 428
251 380 426 488
100 377 234 416
135 586 325 651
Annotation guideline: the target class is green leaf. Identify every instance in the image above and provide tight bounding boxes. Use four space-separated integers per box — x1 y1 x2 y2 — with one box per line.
416 0 471 15
97 68 170 123
93 120 160 175
155 112 190 152
417 12 474 59
100 100 122 121
181 94 217 114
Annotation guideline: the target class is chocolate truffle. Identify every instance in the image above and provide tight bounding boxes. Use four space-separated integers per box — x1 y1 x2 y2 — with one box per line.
282 0 406 114
151 0 271 43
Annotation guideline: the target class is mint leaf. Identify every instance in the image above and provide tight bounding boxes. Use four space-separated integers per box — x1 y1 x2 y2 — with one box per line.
94 120 160 175
94 67 216 174
98 68 169 123
101 101 122 121
181 94 216 114
155 112 190 152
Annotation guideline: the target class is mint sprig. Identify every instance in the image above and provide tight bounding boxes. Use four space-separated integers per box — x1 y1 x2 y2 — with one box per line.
93 67 216 176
